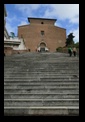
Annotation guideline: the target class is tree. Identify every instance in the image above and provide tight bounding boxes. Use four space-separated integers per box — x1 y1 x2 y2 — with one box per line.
10 32 15 38
75 42 79 48
66 33 75 46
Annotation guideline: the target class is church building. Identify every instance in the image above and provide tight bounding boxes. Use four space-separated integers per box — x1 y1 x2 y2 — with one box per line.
18 17 66 52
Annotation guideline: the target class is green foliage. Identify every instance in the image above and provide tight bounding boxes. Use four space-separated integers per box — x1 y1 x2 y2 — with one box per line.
56 42 79 53
75 42 79 48
56 47 63 52
66 33 75 46
10 32 15 38
66 42 79 48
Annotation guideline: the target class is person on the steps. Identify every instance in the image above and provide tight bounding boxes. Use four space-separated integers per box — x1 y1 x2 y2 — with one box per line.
68 47 72 57
73 47 77 57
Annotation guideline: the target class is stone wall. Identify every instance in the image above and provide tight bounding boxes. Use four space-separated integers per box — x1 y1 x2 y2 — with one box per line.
4 47 13 56
12 50 28 54
4 47 28 56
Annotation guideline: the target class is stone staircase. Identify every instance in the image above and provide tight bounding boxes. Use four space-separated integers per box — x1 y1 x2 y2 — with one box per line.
4 52 79 116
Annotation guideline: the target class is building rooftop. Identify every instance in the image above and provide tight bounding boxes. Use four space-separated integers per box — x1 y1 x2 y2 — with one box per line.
28 17 57 22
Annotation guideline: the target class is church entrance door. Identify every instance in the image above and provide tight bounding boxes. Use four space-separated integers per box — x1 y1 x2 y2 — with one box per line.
40 47 45 52
40 42 46 52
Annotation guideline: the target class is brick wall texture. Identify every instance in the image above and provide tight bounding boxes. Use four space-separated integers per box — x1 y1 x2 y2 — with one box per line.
18 18 66 52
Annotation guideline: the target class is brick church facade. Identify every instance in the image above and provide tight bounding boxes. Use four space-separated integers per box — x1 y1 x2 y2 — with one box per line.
18 17 66 52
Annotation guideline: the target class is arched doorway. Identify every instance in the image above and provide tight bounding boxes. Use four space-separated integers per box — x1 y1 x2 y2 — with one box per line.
40 42 46 52
37 42 49 52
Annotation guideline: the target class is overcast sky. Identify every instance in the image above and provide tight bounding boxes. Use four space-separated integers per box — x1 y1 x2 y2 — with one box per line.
5 4 79 43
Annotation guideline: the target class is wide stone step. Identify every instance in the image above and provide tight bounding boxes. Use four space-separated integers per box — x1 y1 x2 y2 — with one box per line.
5 58 79 60
4 71 79 74
4 93 79 99
4 65 79 68
5 56 67 58
4 72 79 75
4 55 78 57
4 106 79 116
4 66 79 69
4 52 79 116
4 75 79 78
4 85 79 89
4 89 79 94
4 64 79 66
4 70 79 73
4 67 79 69
41 78 79 81
4 82 79 86
4 61 79 63
4 65 79 67
4 70 79 76
4 63 79 65
4 57 79 59
4 71 79 73
4 58 79 60
4 86 79 90
4 79 79 82
4 99 79 107
4 60 79 62
28 70 78 73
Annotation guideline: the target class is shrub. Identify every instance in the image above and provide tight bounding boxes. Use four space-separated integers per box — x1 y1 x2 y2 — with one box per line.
56 47 63 52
